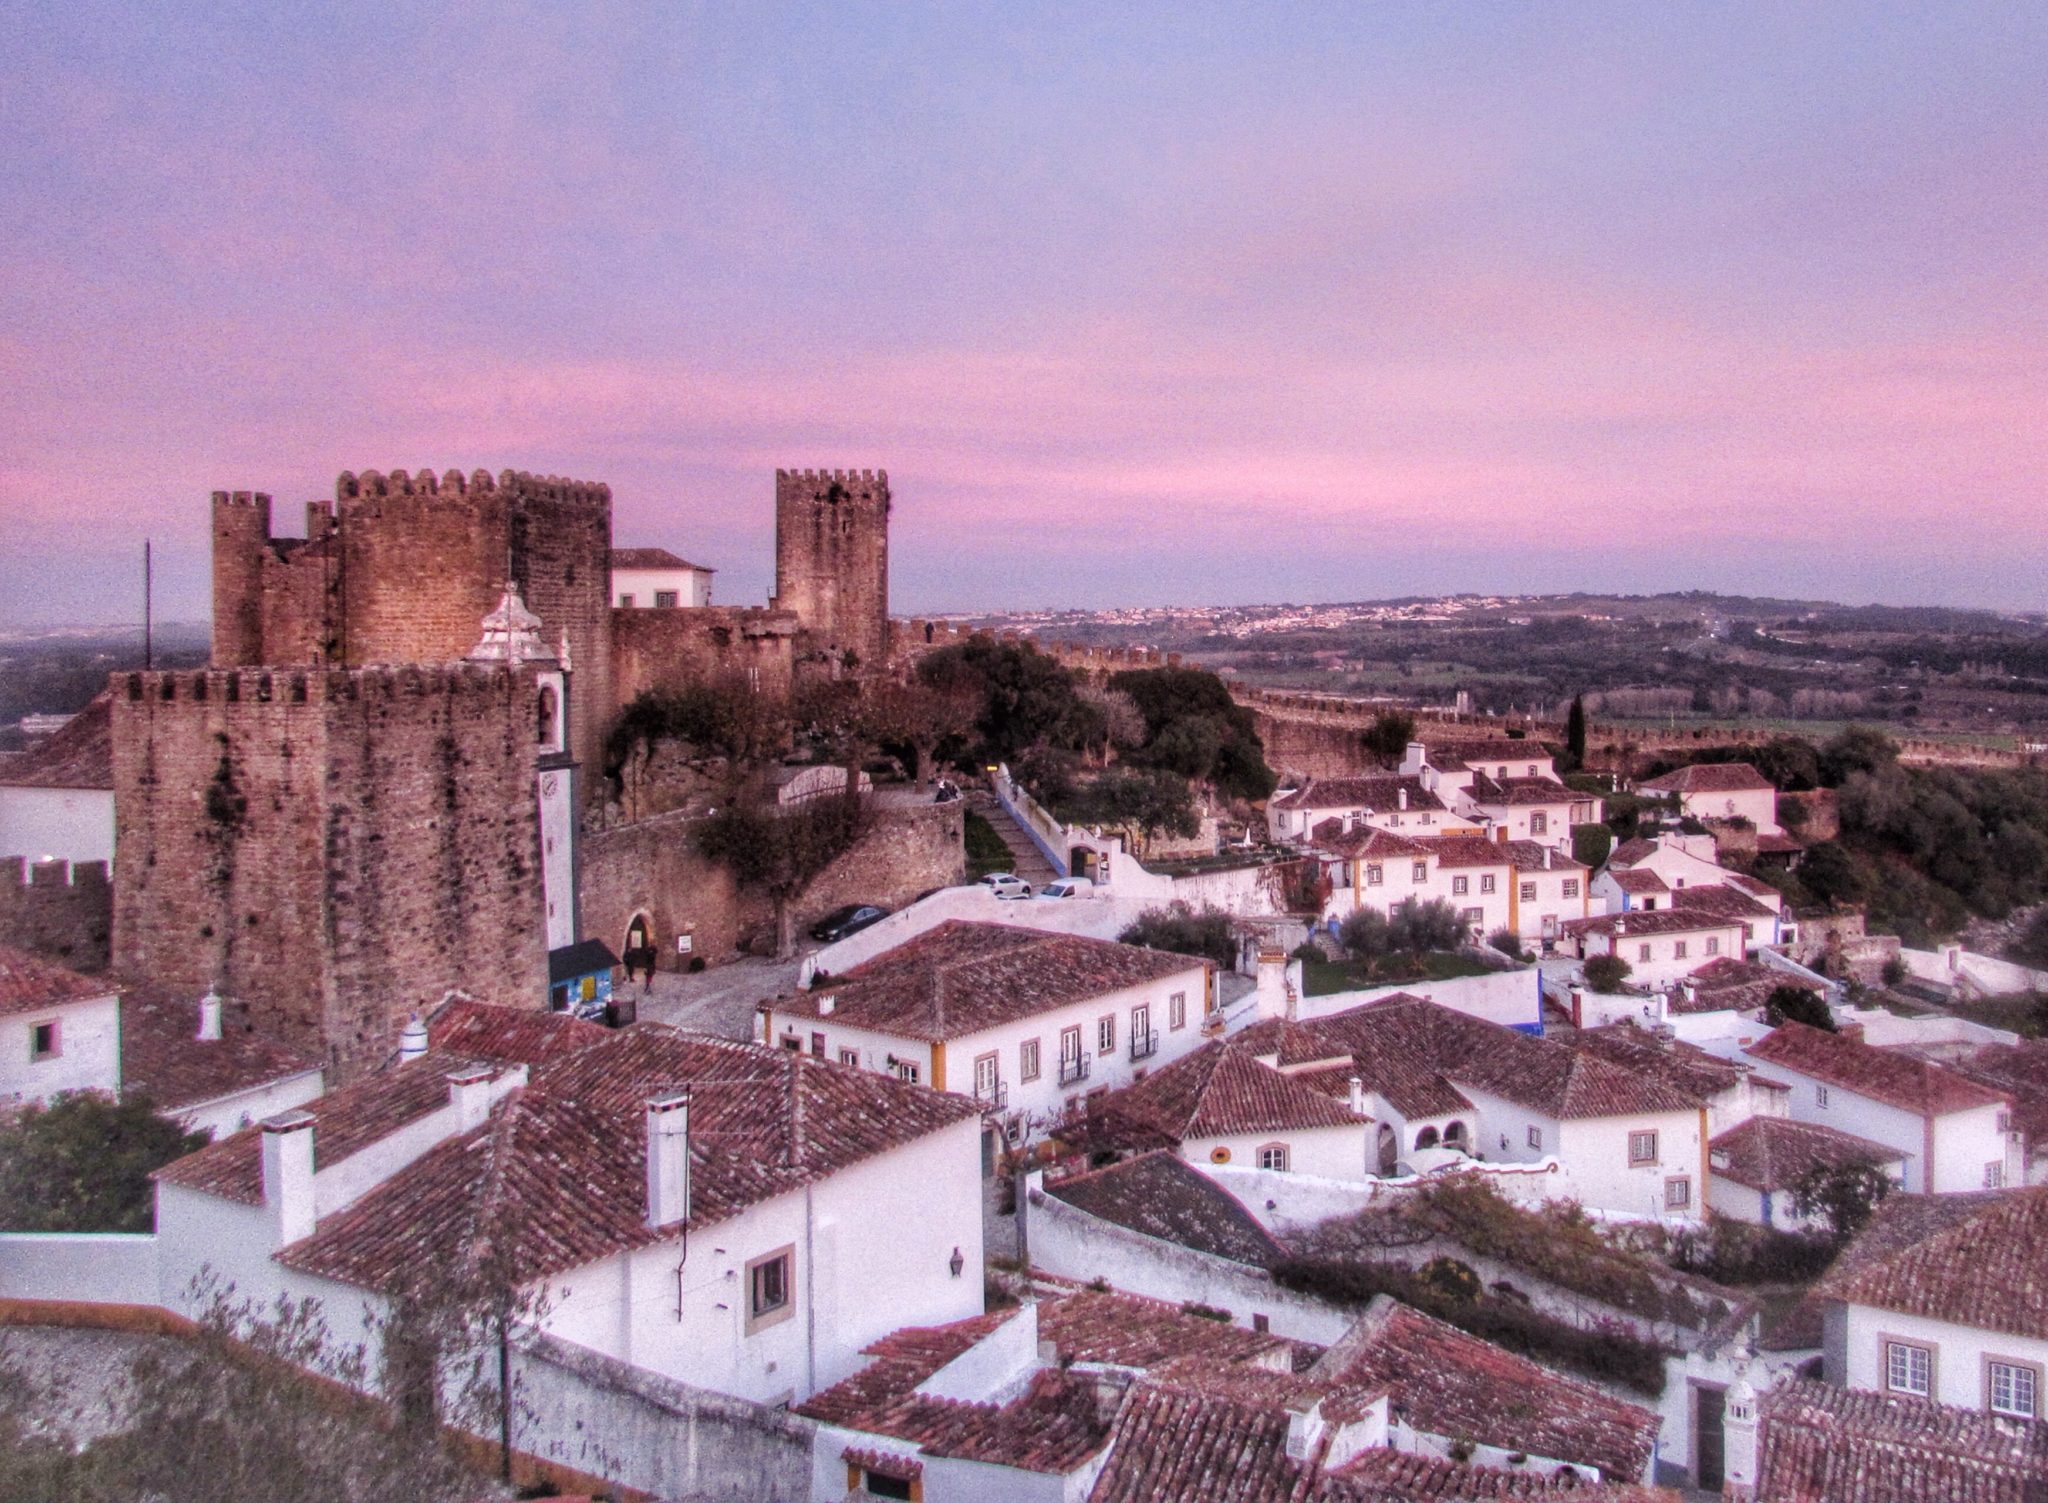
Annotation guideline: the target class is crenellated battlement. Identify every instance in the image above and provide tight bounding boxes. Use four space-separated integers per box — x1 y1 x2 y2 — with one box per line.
117 662 538 708
212 489 274 510
776 468 888 488
1 856 111 891
334 468 611 506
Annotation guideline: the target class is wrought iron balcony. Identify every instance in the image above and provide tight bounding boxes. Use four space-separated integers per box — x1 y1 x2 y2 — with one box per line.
1128 1029 1160 1062
1057 1054 1091 1087
973 1081 1008 1111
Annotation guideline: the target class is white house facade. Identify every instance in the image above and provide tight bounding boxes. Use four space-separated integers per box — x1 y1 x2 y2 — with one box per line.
0 946 120 1109
610 546 714 608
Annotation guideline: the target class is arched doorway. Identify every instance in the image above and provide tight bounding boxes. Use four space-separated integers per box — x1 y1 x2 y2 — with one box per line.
624 913 653 982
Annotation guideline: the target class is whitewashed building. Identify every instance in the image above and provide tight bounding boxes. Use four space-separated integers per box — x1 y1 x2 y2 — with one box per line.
0 696 115 865
760 921 1213 1143
1264 775 1458 845
1707 1115 1907 1231
610 545 714 607
0 944 121 1108
1638 762 1781 834
1559 908 1754 991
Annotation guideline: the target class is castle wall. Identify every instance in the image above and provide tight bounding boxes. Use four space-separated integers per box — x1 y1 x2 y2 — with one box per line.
772 469 890 672
609 605 799 708
0 858 112 973
111 666 548 1080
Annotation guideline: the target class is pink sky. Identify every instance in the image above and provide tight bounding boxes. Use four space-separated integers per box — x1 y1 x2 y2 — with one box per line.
2 4 2043 622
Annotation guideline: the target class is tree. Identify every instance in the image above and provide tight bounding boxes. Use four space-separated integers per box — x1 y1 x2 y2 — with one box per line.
1109 665 1277 801
1338 907 1395 961
1119 906 1236 970
855 677 980 789
1799 841 1868 907
1573 822 1614 871
1361 711 1416 767
918 635 1098 763
1765 985 1836 1032
698 795 873 957
2011 909 2048 971
1564 696 1587 773
1582 953 1632 993
603 676 792 816
0 1091 208 1233
1778 792 1810 832
1792 1160 1893 1243
1062 768 1201 840
1388 896 1471 954
1819 726 1898 787
1076 684 1147 765
1487 928 1526 960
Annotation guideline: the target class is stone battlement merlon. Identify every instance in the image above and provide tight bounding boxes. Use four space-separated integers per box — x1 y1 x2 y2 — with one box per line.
775 468 889 488
2 856 111 891
212 490 274 509
116 663 533 707
334 468 611 506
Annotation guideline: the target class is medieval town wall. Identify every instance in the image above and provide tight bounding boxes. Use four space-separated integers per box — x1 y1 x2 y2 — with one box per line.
0 858 112 972
609 605 799 708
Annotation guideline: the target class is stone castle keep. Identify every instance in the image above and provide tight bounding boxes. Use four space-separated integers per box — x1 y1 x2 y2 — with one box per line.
113 464 911 1079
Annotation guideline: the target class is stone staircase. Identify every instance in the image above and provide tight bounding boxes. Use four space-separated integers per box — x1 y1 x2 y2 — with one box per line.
968 790 1060 887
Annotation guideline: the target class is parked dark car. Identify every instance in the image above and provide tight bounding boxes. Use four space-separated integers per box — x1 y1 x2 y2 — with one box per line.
810 903 891 943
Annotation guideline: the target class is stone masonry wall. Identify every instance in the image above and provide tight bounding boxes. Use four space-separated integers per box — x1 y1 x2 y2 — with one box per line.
771 469 890 672
609 605 799 709
0 857 111 972
111 666 548 1080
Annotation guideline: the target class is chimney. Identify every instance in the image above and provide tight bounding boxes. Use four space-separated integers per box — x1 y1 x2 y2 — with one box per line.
196 989 224 1042
1544 846 1553 869
398 1011 428 1061
260 1110 317 1246
1614 914 1627 936
1397 786 1408 810
1722 1372 1760 1501
1255 947 1289 1022
1347 1075 1365 1115
447 1066 496 1131
817 992 835 1016
645 1090 691 1228
1284 1398 1327 1462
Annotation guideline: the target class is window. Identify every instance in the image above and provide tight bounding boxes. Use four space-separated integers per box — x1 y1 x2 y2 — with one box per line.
1480 874 1496 895
810 1032 826 1057
1097 1014 1116 1054
1816 1085 1829 1109
618 593 635 608
1257 1144 1290 1171
1529 812 1548 836
1985 1161 2006 1189
1452 876 1470 896
1463 908 1483 925
1628 1130 1659 1166
1020 1038 1041 1081
1705 936 1720 955
745 1247 795 1334
1169 991 1187 1030
1990 1360 2039 1418
893 1059 920 1084
779 1034 802 1052
2000 1111 2013 1134
838 1047 860 1068
974 1052 1000 1101
1638 943 1652 962
1421 813 1434 825
1060 1026 1083 1062
1527 1125 1542 1150
29 1020 59 1062
862 1470 914 1501
1673 941 1688 960
1664 1176 1692 1210
653 590 679 608
1366 863 1384 886
1886 1340 1932 1397
1520 881 1537 902
1411 861 1427 882
1562 879 1580 898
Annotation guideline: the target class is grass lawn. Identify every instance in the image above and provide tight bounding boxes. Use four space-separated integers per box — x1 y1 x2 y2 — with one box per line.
1301 950 1501 997
963 809 1014 882
1940 992 2044 1037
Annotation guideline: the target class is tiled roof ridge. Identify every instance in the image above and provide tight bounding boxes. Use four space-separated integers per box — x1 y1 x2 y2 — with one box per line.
1747 1022 2008 1114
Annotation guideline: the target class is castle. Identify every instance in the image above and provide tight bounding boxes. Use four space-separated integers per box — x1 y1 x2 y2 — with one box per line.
111 465 907 1080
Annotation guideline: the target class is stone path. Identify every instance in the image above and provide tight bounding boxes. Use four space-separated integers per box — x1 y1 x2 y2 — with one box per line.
967 790 1059 887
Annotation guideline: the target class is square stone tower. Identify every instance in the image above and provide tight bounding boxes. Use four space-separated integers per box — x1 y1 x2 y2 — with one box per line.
769 469 890 672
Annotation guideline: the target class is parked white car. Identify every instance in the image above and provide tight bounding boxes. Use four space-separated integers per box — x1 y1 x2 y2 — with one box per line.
979 873 1033 900
1035 878 1096 900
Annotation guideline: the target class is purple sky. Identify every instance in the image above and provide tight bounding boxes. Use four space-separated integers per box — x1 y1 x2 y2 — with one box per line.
3 4 2044 625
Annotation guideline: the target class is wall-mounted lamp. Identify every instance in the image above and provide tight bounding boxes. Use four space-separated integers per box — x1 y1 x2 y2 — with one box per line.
948 1246 965 1279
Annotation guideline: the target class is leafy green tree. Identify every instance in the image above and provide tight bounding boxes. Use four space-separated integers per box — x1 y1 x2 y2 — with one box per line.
1792 1160 1893 1243
1582 953 1632 993
1564 696 1586 773
1765 985 1836 1032
1063 768 1201 839
1109 665 1277 801
697 795 873 957
919 634 1099 763
2013 910 2048 971
1388 896 1472 953
1573 822 1614 871
1755 736 1822 791
0 1091 208 1233
1819 725 1898 787
1361 710 1417 767
1778 792 1810 832
1119 906 1236 970
1798 841 1868 907
1487 928 1527 960
1338 907 1395 961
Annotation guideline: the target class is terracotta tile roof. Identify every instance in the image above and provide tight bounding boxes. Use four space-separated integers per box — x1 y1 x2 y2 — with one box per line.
1419 740 1549 772
610 546 712 571
0 944 117 1017
1301 997 1706 1121
1755 832 1805 854
1709 1116 1904 1193
1942 1042 2048 1144
425 997 609 1064
1561 908 1748 940
155 1052 503 1204
768 921 1204 1042
1639 762 1775 795
1673 957 1803 1015
1047 1151 1289 1269
1465 775 1583 808
1818 1188 2048 1342
1311 1299 1659 1484
1573 1024 1744 1099
1606 869 1668 895
1235 1016 1359 1073
1499 841 1586 874
1084 1370 1310 1503
798 1307 1113 1475
1409 835 1513 870
1311 825 1435 860
1328 1449 1667 1499
1763 1191 2001 1352
1272 777 1445 815
1746 1022 2009 1116
1606 839 1659 866
1037 1287 1294 1369
1755 1378 2048 1502
1669 885 1775 922
275 1026 981 1290
120 990 321 1112
1105 1042 1368 1142
0 694 112 789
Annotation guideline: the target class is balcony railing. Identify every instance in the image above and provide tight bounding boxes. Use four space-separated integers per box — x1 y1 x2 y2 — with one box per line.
973 1081 1008 1111
1057 1054 1091 1087
1128 1030 1160 1062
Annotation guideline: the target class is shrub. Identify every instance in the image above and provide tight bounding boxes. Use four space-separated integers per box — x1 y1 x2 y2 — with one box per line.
1765 985 1835 1032
1667 1215 1837 1286
1389 896 1472 954
0 1091 208 1233
1880 954 1908 987
1487 928 1525 960
1339 907 1395 960
1572 822 1613 871
1792 1161 1894 1243
1583 953 1632 993
1120 906 1236 971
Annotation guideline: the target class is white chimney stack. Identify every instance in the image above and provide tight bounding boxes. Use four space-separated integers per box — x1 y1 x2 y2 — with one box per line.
1347 1075 1365 1115
196 989 224 1042
818 993 836 1017
646 1090 692 1229
1614 914 1628 936
1397 786 1408 810
1285 1398 1327 1462
447 1066 496 1131
1544 846 1554 869
398 1012 429 1061
260 1110 317 1246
